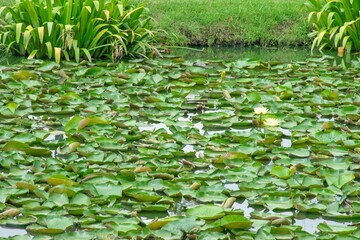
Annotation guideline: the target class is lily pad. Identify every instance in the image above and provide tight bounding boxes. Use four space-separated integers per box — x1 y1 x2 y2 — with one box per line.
317 223 357 234
46 174 77 186
186 205 225 220
320 169 355 188
209 215 253 230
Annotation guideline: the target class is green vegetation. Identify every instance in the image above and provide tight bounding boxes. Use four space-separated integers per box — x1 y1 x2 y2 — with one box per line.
0 56 360 238
0 0 156 62
307 0 360 53
135 0 311 47
0 0 313 49
0 0 13 6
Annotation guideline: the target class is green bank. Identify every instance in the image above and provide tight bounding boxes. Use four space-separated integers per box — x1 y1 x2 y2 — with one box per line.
1 0 311 47
136 0 311 46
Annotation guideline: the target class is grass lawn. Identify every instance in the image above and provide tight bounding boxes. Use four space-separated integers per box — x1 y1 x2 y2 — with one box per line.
136 0 311 46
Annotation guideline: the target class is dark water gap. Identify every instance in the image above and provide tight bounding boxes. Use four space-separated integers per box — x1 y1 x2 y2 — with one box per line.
169 46 311 62
0 46 355 66
168 46 357 68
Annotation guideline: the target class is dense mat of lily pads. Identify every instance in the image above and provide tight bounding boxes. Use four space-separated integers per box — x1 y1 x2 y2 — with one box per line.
0 55 360 239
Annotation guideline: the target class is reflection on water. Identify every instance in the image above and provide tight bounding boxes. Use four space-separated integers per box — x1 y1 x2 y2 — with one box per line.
183 145 194 153
193 122 205 135
317 115 335 122
44 131 66 142
294 217 352 234
224 183 239 191
138 123 172 134
170 46 356 68
0 53 23 66
195 150 204 158
280 128 292 148
281 138 292 147
0 226 27 238
170 46 311 62
207 130 226 135
233 200 254 217
182 145 204 158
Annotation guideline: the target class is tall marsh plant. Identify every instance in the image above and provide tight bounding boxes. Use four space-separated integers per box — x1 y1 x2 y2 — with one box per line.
306 0 360 53
0 0 156 62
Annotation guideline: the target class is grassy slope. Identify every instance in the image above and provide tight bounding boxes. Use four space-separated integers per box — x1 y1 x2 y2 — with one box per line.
0 0 311 47
137 0 311 46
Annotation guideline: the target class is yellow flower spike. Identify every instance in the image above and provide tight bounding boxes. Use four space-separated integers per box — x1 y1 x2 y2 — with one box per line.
263 118 281 127
254 106 269 115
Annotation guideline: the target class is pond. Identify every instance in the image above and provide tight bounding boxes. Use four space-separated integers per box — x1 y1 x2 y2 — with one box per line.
0 47 359 239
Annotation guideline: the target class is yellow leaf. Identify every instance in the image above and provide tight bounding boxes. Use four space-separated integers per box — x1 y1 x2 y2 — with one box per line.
147 217 179 230
77 118 90 130
15 23 22 43
134 166 152 173
222 197 236 208
28 50 38 59
54 47 61 63
37 26 44 44
46 175 77 186
6 102 18 113
68 142 80 153
0 208 21 219
222 89 231 99
16 182 37 191
45 42 52 59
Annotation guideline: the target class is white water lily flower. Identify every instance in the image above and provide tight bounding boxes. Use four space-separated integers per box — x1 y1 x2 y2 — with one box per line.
264 118 281 127
254 106 269 115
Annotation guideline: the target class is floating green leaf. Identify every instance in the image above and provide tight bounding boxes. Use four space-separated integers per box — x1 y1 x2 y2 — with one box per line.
320 169 355 189
270 166 296 179
6 102 18 113
46 174 77 186
186 205 225 220
209 215 253 230
147 216 180 230
317 223 357 234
